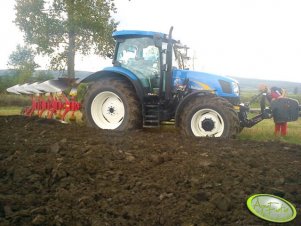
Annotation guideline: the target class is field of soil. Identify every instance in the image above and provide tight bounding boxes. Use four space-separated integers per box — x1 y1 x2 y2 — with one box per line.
0 115 300 226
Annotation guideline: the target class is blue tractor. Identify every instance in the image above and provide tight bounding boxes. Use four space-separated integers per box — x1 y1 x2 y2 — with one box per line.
80 27 299 137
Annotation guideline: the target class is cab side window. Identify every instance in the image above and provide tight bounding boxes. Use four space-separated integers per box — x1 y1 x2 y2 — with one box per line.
116 37 160 90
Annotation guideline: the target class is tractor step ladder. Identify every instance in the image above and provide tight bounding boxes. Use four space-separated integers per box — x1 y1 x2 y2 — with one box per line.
143 103 160 128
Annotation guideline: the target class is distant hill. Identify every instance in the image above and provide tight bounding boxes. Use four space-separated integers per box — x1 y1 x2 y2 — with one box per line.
1 69 300 94
232 76 301 94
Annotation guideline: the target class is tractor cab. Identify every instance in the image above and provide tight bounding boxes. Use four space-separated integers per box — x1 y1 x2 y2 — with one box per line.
114 35 161 91
112 29 188 99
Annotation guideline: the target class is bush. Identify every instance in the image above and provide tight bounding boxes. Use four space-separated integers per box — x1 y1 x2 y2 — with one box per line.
0 94 31 107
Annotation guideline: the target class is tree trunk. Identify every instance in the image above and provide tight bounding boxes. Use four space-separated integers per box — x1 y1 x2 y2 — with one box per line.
67 31 76 78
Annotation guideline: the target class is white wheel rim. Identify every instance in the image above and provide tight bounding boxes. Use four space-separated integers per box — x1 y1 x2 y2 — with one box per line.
191 108 225 137
91 91 125 129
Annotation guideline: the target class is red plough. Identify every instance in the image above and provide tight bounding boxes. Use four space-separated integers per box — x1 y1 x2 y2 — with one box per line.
6 79 81 122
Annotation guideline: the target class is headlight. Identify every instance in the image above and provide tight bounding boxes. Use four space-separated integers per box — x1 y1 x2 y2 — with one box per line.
232 82 240 96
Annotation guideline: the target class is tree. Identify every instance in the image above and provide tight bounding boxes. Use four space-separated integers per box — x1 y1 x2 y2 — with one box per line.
8 45 39 83
14 0 118 78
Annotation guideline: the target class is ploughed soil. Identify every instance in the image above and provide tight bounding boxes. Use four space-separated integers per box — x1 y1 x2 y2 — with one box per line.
0 115 301 226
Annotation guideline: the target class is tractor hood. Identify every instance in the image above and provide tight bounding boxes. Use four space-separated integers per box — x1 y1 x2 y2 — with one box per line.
172 69 240 97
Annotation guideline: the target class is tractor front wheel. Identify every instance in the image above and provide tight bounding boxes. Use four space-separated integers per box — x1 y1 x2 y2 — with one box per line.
179 95 239 138
82 78 142 131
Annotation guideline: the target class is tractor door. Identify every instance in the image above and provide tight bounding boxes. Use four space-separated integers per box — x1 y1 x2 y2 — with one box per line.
115 37 161 94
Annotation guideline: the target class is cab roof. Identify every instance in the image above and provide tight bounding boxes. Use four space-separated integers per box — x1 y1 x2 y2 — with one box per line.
112 30 167 40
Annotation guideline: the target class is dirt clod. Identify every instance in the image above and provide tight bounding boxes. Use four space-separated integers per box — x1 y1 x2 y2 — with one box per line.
32 214 46 225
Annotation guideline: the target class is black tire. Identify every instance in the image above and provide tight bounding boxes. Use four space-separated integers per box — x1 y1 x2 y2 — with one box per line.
82 78 142 131
179 95 240 138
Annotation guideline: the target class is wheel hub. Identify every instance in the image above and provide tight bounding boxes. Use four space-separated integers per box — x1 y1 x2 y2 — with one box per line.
108 106 115 114
191 108 225 137
202 118 215 131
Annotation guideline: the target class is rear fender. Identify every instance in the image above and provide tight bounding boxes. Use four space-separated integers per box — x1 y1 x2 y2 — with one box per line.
175 90 215 127
78 67 144 102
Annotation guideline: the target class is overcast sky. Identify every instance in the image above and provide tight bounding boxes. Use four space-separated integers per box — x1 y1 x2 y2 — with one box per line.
0 0 301 83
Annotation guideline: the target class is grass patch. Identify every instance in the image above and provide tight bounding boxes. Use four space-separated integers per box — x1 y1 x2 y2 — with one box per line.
238 118 301 145
0 106 22 116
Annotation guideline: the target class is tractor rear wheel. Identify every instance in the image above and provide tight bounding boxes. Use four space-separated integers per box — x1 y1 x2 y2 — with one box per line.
179 95 239 138
82 78 142 131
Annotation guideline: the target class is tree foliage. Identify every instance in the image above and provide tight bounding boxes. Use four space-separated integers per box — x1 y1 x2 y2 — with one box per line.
8 45 39 84
4 44 54 91
15 0 118 77
8 45 39 71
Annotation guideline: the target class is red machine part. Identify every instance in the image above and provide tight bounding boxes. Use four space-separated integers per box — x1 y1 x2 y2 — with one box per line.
22 92 81 121
7 79 82 122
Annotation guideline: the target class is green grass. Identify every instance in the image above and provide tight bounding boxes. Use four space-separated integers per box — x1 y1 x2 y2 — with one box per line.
0 106 22 116
238 118 301 145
